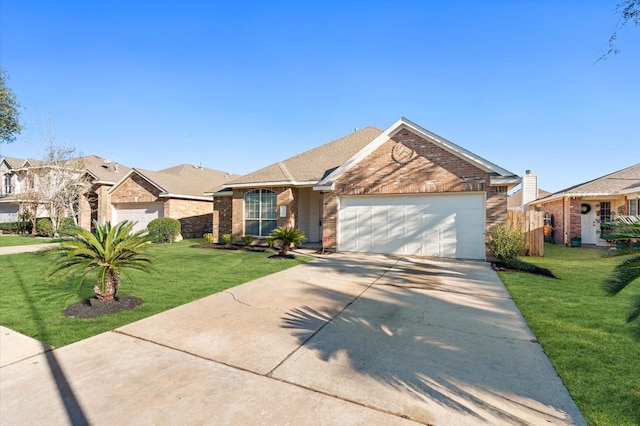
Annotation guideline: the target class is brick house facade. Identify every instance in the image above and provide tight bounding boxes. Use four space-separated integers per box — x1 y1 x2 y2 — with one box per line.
533 163 640 246
213 118 520 259
110 165 238 238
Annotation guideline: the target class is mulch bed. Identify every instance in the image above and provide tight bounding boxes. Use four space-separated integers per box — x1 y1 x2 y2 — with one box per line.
63 296 143 319
190 243 268 252
491 262 558 279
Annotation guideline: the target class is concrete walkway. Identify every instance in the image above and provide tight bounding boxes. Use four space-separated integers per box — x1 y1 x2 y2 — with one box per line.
0 252 586 425
0 242 56 255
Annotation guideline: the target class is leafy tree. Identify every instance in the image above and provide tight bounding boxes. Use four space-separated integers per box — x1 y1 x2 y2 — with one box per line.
0 69 23 144
599 0 640 60
50 220 155 301
270 226 306 255
602 215 640 338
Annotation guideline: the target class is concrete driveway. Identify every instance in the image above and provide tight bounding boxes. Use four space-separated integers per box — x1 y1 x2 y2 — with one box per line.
0 252 585 425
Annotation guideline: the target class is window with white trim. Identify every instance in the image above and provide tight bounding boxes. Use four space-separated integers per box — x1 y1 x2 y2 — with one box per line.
244 189 277 236
629 198 640 216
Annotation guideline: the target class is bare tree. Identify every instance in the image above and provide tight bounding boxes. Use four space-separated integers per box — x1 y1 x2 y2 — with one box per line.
19 129 89 236
599 0 640 61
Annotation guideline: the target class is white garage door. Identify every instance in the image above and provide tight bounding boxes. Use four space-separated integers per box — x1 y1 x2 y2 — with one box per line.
113 203 163 233
338 194 485 259
0 205 19 223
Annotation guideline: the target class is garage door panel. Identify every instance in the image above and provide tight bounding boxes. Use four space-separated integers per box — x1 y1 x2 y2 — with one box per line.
339 194 485 260
114 204 163 233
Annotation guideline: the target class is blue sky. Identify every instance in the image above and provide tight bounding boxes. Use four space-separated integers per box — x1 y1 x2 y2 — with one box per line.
1 1 638 192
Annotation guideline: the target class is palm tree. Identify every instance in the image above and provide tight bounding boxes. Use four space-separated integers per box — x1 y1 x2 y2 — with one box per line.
602 215 640 338
270 226 306 256
51 220 155 301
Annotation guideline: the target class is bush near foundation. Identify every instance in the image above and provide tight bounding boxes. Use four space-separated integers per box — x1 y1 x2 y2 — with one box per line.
147 218 181 243
487 222 526 262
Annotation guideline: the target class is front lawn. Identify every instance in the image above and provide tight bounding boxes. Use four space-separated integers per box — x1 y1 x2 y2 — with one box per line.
0 235 53 247
499 244 640 426
0 239 309 347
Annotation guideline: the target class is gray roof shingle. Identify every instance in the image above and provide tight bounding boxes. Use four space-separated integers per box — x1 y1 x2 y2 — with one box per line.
538 163 640 202
135 164 238 197
225 127 383 186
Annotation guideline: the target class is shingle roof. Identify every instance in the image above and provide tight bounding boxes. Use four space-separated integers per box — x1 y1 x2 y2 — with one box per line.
508 188 552 209
538 163 640 202
74 155 131 183
1 156 28 169
134 164 238 197
225 127 383 186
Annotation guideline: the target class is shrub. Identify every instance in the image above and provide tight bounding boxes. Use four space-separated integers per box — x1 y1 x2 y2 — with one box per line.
58 217 75 234
487 222 526 262
203 233 215 244
36 218 53 237
0 221 33 234
270 226 306 255
147 217 181 243
242 235 253 246
266 236 275 248
222 233 233 246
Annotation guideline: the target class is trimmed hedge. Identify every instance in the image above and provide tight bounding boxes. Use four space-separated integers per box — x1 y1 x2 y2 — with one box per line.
0 221 33 234
147 217 181 243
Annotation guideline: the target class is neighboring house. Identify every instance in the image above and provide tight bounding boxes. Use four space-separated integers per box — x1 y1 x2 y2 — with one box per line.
533 163 640 246
109 164 238 238
508 170 551 211
0 157 33 222
76 155 131 230
211 117 520 260
0 155 130 230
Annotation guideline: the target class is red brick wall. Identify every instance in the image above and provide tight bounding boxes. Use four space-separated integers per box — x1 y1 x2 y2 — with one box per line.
213 196 233 243
165 198 213 238
568 198 582 243
79 184 113 230
540 199 564 244
110 175 161 203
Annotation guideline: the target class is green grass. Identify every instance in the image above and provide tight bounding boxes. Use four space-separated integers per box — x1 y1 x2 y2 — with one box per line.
0 235 53 247
0 239 309 348
499 244 640 426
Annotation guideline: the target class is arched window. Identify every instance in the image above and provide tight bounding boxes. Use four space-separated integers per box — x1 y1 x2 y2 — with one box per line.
244 189 277 236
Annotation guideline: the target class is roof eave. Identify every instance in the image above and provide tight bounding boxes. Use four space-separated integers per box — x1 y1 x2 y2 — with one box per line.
159 193 212 201
223 180 319 189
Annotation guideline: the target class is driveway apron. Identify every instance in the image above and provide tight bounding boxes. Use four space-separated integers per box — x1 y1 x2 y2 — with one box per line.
0 252 585 425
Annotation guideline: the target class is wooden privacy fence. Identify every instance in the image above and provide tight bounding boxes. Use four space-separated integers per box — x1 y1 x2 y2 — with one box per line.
507 210 545 257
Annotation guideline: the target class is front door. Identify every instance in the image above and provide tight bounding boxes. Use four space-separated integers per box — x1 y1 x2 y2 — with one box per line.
580 202 597 244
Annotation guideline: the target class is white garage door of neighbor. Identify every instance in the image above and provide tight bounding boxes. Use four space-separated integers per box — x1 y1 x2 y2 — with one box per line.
114 204 163 232
0 205 19 223
338 194 485 259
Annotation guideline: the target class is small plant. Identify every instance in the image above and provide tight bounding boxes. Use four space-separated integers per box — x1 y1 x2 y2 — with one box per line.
147 217 181 243
266 236 275 248
50 220 155 301
222 233 233 246
203 233 215 244
270 226 306 256
242 235 253 246
486 222 526 262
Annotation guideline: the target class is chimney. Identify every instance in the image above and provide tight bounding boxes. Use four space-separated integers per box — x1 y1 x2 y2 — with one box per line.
521 170 538 212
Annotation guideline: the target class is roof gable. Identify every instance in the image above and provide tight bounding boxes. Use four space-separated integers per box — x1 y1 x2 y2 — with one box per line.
112 164 238 199
316 117 518 189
